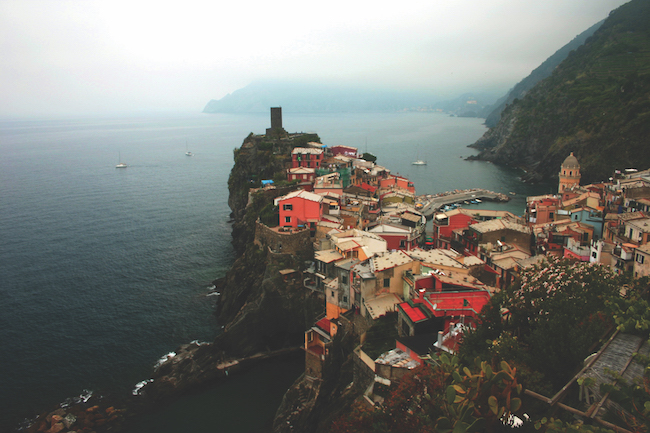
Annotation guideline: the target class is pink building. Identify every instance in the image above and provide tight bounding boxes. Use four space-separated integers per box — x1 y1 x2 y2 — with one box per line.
275 190 325 229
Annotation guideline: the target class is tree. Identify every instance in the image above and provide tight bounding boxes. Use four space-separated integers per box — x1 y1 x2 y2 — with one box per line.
461 257 621 390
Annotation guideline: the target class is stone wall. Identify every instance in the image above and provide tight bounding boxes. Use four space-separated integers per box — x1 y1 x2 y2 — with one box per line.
352 347 376 393
305 350 324 379
255 222 312 255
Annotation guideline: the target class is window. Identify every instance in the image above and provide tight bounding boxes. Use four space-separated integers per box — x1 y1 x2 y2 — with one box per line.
592 251 597 259
307 332 314 342
637 254 645 264
399 240 406 248
341 275 348 284
285 216 291 223
283 204 292 211
383 278 390 288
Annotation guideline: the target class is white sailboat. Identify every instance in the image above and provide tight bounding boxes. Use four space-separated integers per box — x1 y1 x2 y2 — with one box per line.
116 152 127 168
185 141 193 156
412 146 426 165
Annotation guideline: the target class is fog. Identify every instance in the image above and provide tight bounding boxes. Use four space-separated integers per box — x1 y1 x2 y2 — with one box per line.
0 0 630 117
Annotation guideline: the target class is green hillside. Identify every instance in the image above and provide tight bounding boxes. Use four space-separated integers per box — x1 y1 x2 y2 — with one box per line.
471 0 650 183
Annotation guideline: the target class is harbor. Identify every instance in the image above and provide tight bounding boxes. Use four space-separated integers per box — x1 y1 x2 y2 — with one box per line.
416 188 510 218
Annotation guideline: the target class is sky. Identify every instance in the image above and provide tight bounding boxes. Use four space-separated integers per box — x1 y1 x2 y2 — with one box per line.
0 0 631 118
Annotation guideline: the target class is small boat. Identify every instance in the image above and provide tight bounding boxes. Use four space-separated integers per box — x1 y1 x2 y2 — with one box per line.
509 191 516 196
412 146 426 165
475 199 482 203
116 152 127 168
185 141 193 156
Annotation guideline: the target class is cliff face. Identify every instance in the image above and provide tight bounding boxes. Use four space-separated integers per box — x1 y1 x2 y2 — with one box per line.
471 0 650 184
144 132 325 401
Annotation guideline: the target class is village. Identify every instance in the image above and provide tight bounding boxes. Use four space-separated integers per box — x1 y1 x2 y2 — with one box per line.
250 108 650 408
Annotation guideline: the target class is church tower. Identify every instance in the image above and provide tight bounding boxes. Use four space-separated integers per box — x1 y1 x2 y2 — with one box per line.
558 152 581 193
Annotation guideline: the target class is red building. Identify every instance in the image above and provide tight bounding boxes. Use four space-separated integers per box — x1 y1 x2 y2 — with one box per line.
432 209 476 250
379 175 415 194
291 147 324 169
526 196 560 225
397 289 491 338
275 190 325 229
287 167 316 186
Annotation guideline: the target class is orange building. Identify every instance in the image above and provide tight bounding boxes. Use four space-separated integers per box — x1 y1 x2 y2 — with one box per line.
558 152 581 193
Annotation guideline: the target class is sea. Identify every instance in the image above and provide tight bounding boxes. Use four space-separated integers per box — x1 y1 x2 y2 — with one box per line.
0 111 553 432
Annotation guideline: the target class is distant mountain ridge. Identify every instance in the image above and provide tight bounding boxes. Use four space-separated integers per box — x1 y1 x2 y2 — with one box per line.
470 0 650 184
484 20 605 128
203 82 445 113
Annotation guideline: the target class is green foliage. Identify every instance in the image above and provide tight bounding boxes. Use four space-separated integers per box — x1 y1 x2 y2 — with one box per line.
258 202 278 227
461 257 620 392
480 0 650 182
533 417 614 432
432 355 522 433
331 354 523 433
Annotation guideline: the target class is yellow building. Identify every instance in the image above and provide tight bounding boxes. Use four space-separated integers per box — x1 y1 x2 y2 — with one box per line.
558 152 581 193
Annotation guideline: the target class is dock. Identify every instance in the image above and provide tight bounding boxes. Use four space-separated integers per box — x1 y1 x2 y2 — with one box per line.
417 188 510 219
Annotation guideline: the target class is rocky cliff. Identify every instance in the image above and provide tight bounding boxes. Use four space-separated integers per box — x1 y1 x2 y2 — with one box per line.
470 0 650 184
143 131 325 403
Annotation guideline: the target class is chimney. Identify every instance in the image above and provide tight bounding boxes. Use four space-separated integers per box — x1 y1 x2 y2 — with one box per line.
438 331 443 348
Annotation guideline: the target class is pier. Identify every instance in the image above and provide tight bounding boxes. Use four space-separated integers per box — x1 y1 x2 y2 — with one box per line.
417 188 510 218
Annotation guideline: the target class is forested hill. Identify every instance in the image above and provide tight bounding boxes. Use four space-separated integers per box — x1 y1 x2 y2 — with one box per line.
470 0 650 184
483 20 604 128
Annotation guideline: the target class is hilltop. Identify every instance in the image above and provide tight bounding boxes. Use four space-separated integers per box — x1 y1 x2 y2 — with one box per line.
470 0 650 184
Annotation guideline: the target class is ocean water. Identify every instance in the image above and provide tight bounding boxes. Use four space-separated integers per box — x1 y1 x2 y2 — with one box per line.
0 111 550 430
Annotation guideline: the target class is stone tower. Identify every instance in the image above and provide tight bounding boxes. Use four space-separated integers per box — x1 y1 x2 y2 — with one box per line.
266 107 285 136
270 107 282 130
558 152 581 193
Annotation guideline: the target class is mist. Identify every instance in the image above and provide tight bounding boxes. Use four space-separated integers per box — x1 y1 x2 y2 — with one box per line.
0 0 630 117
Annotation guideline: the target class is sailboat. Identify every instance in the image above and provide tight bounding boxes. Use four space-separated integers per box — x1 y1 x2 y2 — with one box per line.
412 146 427 165
185 141 193 157
116 152 127 168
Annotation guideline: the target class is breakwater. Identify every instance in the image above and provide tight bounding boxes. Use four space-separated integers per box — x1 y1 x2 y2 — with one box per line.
417 188 510 218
